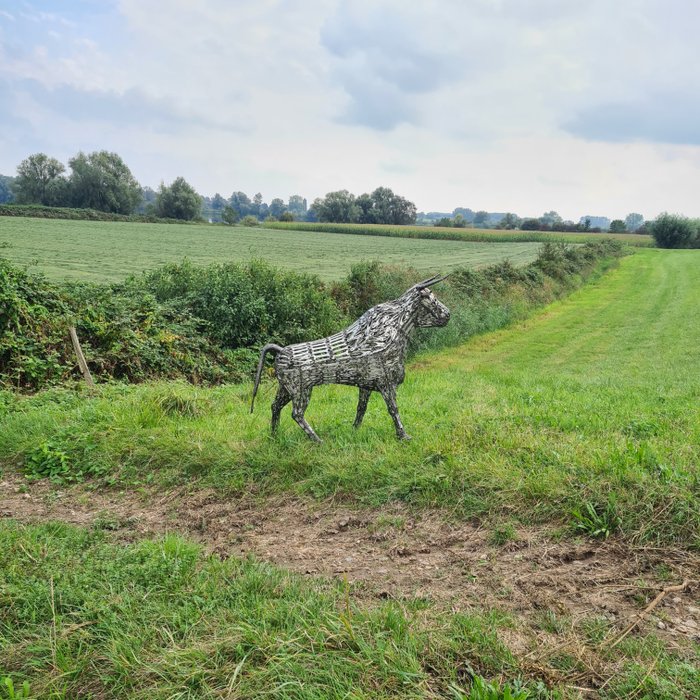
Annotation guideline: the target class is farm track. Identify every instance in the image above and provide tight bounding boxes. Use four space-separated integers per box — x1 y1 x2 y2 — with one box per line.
3 472 699 694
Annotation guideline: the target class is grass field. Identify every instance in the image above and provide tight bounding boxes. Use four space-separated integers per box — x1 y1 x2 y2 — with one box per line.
0 217 544 283
1 249 698 698
266 221 654 246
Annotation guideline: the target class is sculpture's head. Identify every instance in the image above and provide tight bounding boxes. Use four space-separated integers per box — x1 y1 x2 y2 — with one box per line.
409 275 451 328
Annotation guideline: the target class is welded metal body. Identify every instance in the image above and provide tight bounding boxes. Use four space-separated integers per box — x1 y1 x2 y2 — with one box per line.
250 276 450 442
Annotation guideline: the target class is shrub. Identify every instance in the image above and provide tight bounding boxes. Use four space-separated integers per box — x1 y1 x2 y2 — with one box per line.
330 261 420 318
138 259 344 349
651 213 699 249
240 215 259 227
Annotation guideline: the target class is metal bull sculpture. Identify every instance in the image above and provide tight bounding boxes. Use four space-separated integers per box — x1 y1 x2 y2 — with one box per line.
250 275 450 442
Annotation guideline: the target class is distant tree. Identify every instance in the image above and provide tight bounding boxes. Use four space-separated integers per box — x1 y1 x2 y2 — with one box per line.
520 218 542 231
14 153 68 205
609 219 627 233
221 205 239 225
0 175 15 204
287 195 307 217
625 212 644 232
69 151 141 214
313 190 360 223
452 207 475 223
651 213 698 249
137 186 158 215
209 193 227 221
435 217 452 227
498 213 520 230
252 192 264 219
229 191 252 217
356 192 374 223
540 210 562 227
453 214 466 228
155 177 202 220
473 210 489 226
269 197 286 219
279 211 295 222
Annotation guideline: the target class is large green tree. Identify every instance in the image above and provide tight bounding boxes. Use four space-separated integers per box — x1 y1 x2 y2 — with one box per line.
312 190 360 223
155 177 202 220
14 153 68 205
365 186 417 225
68 151 141 214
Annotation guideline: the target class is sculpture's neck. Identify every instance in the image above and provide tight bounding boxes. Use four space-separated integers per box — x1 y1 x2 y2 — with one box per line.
393 314 416 358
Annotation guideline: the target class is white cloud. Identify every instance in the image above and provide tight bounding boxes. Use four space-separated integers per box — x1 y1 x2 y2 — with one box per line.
0 0 699 219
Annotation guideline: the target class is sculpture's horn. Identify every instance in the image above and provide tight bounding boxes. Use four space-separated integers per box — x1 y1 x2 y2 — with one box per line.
416 274 451 290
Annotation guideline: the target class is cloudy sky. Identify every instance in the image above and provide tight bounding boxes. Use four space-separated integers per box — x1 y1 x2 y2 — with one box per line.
1 0 699 220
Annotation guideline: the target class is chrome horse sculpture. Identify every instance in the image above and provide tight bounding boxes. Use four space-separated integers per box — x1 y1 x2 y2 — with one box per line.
251 275 450 442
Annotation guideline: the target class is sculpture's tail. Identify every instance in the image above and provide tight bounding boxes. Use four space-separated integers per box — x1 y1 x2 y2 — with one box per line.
250 343 283 413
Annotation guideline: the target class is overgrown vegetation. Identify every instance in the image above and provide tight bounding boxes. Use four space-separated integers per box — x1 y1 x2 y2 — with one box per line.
0 240 624 391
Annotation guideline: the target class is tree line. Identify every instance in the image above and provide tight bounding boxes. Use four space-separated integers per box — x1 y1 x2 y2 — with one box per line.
2 152 687 237
0 152 419 225
424 208 647 234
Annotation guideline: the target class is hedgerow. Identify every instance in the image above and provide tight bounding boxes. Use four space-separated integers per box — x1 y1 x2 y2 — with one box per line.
0 240 625 392
0 203 198 225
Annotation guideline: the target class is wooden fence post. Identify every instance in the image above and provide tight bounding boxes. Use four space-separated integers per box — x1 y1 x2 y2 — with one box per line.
69 326 95 387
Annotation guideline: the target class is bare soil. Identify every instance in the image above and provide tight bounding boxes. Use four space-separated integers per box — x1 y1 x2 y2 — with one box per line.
2 472 698 690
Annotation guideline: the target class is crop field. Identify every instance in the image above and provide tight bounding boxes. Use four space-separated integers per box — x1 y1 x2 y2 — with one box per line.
2 248 699 698
0 216 544 283
266 220 654 246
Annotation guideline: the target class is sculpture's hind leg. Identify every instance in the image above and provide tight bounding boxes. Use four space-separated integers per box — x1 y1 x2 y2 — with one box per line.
270 384 291 434
379 385 411 440
292 387 322 443
353 388 371 428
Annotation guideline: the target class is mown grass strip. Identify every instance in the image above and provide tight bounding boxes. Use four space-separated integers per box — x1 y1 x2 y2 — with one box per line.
0 216 544 283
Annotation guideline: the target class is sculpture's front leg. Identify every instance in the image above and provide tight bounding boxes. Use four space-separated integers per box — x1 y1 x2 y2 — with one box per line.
379 385 411 441
353 388 371 428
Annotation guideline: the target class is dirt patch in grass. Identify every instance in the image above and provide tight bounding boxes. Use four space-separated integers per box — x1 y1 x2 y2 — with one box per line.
2 472 698 690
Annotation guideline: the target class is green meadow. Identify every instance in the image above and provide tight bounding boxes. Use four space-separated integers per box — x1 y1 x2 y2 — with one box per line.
0 216 543 283
1 248 698 698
